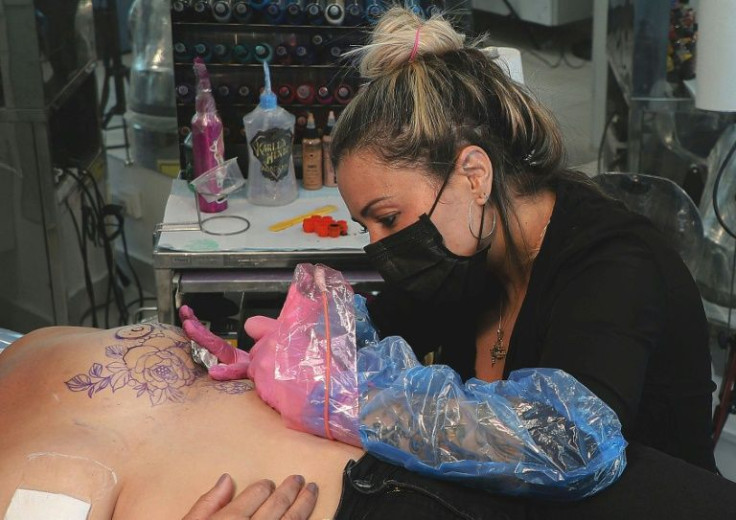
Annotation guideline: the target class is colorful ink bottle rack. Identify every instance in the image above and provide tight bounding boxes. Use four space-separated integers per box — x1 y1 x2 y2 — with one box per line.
170 0 472 179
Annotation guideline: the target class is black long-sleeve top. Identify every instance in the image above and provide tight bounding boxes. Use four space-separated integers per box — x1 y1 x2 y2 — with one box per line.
367 178 717 471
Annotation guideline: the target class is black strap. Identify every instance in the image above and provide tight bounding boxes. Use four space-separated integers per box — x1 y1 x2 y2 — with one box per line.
428 171 453 217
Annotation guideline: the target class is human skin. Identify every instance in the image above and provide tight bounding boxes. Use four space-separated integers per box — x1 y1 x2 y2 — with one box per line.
0 324 362 519
336 147 556 382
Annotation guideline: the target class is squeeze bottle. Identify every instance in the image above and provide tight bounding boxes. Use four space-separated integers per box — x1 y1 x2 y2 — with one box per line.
244 62 298 206
191 57 227 213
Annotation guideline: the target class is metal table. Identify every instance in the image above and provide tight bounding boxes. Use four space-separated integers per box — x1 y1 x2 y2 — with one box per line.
152 182 382 324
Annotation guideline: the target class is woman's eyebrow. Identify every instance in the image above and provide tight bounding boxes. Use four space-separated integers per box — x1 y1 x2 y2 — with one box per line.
360 196 391 218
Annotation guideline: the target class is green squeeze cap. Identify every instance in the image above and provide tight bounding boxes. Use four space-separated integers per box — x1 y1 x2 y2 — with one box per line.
259 61 277 109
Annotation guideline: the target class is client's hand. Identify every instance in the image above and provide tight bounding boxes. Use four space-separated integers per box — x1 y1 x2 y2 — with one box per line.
179 305 250 380
182 474 318 520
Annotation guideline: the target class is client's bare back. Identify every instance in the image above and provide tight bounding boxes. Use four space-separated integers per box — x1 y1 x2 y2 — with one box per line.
0 324 361 519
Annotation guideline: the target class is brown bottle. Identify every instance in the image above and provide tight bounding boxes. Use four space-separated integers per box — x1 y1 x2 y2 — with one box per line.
301 113 323 190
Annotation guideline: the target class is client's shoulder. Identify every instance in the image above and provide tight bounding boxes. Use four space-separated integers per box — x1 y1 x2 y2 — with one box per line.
0 323 253 410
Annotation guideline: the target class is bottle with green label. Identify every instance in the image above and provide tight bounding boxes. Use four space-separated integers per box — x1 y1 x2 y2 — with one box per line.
244 62 298 206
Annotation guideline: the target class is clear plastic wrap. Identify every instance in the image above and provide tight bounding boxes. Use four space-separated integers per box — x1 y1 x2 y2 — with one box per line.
272 264 361 446
271 264 627 499
358 336 627 500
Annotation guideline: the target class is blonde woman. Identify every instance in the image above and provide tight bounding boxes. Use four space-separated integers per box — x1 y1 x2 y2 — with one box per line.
184 5 736 518
3 7 735 520
331 7 715 471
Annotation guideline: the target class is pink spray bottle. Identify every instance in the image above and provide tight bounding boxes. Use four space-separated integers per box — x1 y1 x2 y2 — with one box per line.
191 57 228 213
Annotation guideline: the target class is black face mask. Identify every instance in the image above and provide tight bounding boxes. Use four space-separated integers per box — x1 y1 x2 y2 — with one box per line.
364 176 492 306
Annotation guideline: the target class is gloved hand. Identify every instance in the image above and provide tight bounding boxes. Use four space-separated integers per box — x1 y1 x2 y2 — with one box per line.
178 304 288 412
246 278 326 415
179 305 251 380
179 264 361 445
243 314 281 411
266 266 360 445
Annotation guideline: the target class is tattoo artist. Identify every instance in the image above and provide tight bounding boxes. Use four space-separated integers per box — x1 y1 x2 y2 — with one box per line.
180 7 734 519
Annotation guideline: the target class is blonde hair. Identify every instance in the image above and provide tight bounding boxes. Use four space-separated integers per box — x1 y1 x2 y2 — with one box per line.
332 7 585 268
357 10 464 79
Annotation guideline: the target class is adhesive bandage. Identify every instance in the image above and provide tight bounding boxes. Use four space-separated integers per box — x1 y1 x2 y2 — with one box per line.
4 489 90 520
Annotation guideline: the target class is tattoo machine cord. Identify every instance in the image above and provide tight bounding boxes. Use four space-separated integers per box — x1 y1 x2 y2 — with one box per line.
64 168 144 327
86 169 146 325
78 168 128 327
65 168 108 326
65 198 98 328
100 204 128 327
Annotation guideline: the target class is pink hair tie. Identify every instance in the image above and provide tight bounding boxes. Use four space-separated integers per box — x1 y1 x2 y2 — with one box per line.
408 26 421 63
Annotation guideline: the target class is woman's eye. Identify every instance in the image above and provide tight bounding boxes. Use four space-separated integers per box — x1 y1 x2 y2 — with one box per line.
358 224 368 233
378 214 397 228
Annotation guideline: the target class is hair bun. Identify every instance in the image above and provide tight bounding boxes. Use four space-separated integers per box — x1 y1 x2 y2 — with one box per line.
355 7 465 79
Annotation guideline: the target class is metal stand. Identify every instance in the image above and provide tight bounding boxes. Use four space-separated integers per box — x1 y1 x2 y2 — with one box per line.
95 0 132 163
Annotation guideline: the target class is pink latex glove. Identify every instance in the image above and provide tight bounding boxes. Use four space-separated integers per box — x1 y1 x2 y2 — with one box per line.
178 304 284 411
266 267 360 446
243 314 281 410
179 264 360 446
179 305 251 380
242 279 324 413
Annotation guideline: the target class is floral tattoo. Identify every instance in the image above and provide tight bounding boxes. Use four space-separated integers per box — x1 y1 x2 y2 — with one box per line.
65 323 251 405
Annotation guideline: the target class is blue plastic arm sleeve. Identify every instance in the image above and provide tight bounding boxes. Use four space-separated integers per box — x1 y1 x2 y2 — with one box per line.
353 295 627 501
273 267 626 500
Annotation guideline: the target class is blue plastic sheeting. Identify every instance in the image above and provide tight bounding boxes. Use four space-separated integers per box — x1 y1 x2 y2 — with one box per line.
354 296 627 500
274 266 627 501
0 328 22 353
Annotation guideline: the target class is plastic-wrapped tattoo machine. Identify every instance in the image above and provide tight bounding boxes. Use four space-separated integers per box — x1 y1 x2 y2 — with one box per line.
266 264 628 500
270 264 361 446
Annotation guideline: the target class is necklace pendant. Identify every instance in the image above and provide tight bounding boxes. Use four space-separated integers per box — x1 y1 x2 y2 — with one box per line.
490 329 507 367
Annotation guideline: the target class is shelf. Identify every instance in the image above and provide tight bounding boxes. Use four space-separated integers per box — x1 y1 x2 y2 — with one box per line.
43 60 97 113
2 65 103 142
172 21 367 32
177 268 382 293
177 102 351 110
1 60 102 117
170 5 473 174
174 62 354 69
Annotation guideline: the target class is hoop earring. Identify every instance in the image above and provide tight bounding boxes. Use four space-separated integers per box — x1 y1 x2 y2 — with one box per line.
468 201 496 240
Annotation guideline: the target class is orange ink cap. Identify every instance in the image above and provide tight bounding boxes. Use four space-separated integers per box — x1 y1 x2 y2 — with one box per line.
303 218 316 233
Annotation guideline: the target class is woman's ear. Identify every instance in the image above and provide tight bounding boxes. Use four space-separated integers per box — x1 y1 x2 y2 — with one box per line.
456 146 493 205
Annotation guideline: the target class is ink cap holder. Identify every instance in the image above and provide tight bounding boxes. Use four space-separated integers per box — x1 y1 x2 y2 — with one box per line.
302 215 348 237
190 158 251 236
